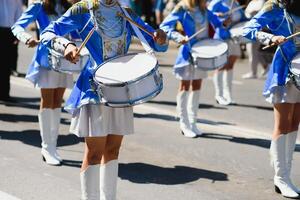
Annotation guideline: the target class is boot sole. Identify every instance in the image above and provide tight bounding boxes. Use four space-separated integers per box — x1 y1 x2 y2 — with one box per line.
42 155 62 166
275 185 300 199
181 131 197 138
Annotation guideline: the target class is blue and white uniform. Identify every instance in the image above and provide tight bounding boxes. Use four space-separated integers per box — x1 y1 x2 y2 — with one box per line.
11 0 74 89
243 0 300 103
40 0 168 137
208 0 247 56
160 2 223 80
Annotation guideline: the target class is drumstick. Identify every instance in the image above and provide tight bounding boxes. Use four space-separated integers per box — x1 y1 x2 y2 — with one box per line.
262 31 300 50
176 27 207 48
229 0 235 12
224 5 246 16
75 25 96 56
117 12 155 38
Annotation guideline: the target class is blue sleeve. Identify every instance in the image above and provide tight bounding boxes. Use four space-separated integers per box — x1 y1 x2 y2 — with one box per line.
40 9 84 47
208 0 225 13
159 8 185 43
12 3 41 32
207 9 222 28
243 9 277 43
128 11 168 52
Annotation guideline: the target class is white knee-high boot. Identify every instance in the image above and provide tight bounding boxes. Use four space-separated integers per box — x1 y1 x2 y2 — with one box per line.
286 131 300 193
39 108 60 166
100 160 118 200
270 135 299 198
81 165 100 200
176 91 196 138
51 108 62 162
213 71 229 105
187 90 203 136
223 70 234 104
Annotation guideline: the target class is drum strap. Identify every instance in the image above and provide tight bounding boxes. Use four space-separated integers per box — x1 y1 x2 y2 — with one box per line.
120 7 154 55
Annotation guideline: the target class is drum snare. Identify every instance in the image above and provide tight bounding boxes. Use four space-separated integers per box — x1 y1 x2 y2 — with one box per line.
93 53 163 107
191 39 228 71
49 43 90 74
289 53 300 90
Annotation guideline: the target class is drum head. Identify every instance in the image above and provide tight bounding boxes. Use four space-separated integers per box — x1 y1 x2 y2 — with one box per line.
291 53 300 75
94 53 158 84
191 39 228 58
230 22 247 36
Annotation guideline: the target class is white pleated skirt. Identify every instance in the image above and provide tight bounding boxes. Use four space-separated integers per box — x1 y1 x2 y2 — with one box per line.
36 68 73 89
266 82 300 104
70 104 134 138
175 65 208 80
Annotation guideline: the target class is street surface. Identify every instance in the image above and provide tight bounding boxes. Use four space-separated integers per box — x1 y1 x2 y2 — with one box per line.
0 39 299 200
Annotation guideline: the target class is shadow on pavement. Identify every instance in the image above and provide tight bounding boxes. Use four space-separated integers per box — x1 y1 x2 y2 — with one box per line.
0 130 81 148
134 113 234 126
147 100 227 110
61 159 82 168
119 162 228 185
232 103 273 111
0 113 70 125
201 133 300 152
0 101 39 110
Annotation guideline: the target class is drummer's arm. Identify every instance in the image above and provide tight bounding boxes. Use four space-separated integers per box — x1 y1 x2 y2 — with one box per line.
127 8 168 52
242 8 277 45
11 2 41 47
207 10 223 29
40 10 84 57
159 7 186 44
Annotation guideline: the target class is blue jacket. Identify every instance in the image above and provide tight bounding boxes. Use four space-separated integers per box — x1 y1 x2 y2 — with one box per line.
243 0 297 98
11 1 77 85
40 5 168 114
208 0 247 40
160 3 223 72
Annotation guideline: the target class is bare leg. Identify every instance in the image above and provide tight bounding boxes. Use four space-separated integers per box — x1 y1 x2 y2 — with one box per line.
100 135 124 200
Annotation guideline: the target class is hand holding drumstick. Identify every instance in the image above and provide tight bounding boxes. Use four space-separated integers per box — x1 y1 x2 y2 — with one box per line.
25 38 39 48
64 44 80 64
262 32 300 50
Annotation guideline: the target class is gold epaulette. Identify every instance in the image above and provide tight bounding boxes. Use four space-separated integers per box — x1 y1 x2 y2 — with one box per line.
70 0 99 15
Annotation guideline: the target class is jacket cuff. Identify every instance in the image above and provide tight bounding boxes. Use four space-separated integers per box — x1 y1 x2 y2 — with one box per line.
51 37 74 55
16 31 32 44
256 31 274 46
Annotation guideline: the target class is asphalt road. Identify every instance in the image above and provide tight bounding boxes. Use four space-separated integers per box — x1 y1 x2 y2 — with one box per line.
0 40 299 200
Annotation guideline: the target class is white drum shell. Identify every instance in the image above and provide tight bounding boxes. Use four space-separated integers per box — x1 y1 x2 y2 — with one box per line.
290 53 300 76
94 53 163 107
49 48 90 74
191 39 228 71
290 53 300 89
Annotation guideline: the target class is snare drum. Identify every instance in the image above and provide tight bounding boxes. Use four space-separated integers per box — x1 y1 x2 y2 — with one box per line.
230 22 252 44
191 39 228 71
289 53 300 90
49 47 90 74
93 53 163 107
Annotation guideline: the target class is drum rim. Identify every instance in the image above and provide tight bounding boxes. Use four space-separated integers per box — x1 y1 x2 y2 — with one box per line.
191 39 229 58
93 52 159 87
100 78 163 107
193 51 229 71
289 54 300 76
49 48 90 73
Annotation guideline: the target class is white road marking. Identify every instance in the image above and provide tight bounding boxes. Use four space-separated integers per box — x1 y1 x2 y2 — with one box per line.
10 76 299 143
135 104 300 143
0 191 22 200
